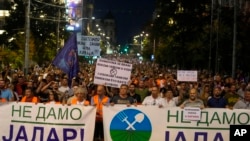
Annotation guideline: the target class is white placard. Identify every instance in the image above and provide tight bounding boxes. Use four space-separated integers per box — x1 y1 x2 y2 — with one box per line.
77 34 100 56
183 107 201 121
177 70 198 82
94 58 132 88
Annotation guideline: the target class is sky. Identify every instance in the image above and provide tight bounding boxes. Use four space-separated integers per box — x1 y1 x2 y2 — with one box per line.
93 0 155 45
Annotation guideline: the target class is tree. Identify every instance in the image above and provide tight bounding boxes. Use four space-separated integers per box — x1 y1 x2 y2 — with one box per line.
0 0 68 68
144 0 250 74
145 0 211 69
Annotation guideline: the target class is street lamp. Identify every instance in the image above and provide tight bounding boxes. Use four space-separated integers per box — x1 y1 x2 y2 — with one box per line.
24 0 30 76
139 31 148 54
153 38 156 63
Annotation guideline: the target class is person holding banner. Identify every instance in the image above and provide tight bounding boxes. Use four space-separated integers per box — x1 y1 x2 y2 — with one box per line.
70 87 90 106
135 80 150 101
46 90 61 104
0 79 14 102
163 88 180 107
110 84 135 105
128 83 141 104
91 85 110 141
20 88 39 103
224 84 240 109
233 88 250 109
180 88 204 109
207 87 228 108
142 86 165 108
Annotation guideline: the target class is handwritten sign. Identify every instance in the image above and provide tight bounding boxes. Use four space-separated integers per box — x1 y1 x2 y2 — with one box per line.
77 34 100 56
183 107 201 121
177 70 198 82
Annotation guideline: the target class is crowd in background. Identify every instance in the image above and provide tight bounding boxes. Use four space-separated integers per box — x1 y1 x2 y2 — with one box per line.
1 60 250 141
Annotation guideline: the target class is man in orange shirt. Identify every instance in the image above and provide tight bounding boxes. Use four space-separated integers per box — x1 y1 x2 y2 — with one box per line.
91 85 110 141
21 88 39 103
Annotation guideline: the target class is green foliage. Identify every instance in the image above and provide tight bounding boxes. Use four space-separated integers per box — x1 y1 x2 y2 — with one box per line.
143 0 250 73
0 0 67 68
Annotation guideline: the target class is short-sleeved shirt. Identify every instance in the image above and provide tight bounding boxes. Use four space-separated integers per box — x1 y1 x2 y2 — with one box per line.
182 99 204 108
142 95 165 106
207 97 227 108
233 100 250 109
224 93 239 107
0 89 13 101
111 95 134 104
164 97 178 107
135 88 149 101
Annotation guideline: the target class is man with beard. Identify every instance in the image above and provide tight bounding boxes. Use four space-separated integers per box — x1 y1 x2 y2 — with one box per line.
233 88 250 109
207 87 228 108
180 88 204 109
128 83 141 104
0 79 14 102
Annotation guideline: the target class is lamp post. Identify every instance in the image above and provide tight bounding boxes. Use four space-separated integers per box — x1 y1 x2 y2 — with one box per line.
232 0 237 78
24 0 30 76
153 38 156 63
75 17 88 35
140 33 143 53
208 0 214 74
139 32 148 53
56 9 60 50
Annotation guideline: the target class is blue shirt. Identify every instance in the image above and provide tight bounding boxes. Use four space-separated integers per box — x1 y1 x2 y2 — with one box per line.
207 97 227 108
1 89 13 101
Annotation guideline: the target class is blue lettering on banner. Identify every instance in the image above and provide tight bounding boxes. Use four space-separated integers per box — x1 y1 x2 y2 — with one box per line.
214 133 224 141
2 125 85 141
2 124 14 141
194 132 207 141
176 132 186 141
47 128 59 141
63 128 77 140
16 126 28 141
32 127 44 141
165 131 224 141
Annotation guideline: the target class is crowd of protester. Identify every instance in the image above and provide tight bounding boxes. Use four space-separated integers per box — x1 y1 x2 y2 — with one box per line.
1 60 250 141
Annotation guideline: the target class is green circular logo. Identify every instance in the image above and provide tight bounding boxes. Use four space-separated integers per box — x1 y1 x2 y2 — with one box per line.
110 109 152 141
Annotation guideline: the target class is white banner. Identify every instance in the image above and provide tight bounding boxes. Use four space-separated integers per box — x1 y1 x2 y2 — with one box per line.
103 105 250 141
77 34 100 56
0 102 96 141
177 70 198 82
94 58 132 88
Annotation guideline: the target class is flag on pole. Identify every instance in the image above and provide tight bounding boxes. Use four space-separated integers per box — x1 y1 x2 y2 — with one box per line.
52 33 79 87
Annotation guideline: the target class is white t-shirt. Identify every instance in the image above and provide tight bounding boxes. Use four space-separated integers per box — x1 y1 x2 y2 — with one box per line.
142 95 165 107
164 97 178 107
58 86 70 93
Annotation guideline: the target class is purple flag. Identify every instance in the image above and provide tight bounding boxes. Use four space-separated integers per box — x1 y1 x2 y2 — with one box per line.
52 33 79 87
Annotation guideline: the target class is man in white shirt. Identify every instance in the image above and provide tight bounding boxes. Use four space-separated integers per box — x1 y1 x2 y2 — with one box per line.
58 77 70 93
164 88 180 107
142 86 165 108
233 88 250 109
